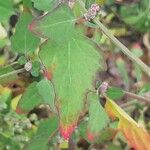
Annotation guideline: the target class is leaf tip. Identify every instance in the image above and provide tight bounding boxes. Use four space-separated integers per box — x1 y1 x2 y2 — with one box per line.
87 131 95 142
60 124 76 140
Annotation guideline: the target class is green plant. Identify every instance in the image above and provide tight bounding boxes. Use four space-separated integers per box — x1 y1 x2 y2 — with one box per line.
0 0 150 149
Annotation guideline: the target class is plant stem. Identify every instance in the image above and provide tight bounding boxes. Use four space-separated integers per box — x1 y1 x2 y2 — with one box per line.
124 91 150 104
77 0 150 78
2 61 19 68
0 68 25 80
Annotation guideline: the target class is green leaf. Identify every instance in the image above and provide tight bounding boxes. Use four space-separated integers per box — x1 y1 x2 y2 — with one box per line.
17 82 43 112
0 0 14 21
32 0 57 11
17 80 56 113
36 79 56 112
11 12 40 53
106 87 124 100
31 61 41 77
87 93 109 141
39 35 104 138
25 116 58 150
29 5 76 43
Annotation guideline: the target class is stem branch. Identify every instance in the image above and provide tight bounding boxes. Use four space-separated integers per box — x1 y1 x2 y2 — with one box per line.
124 91 150 104
0 68 25 80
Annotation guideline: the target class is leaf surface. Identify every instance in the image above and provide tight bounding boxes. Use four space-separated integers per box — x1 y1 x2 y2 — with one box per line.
39 35 104 139
0 0 14 21
16 80 55 113
16 82 42 113
87 93 109 141
105 96 150 150
36 79 56 112
29 5 75 43
11 12 40 53
30 4 105 139
32 0 57 11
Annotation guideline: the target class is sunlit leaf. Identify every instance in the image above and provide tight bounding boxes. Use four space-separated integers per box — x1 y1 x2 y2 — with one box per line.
105 96 150 150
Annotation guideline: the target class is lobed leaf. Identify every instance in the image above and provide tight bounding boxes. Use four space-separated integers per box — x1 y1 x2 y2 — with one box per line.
30 4 105 139
39 35 104 139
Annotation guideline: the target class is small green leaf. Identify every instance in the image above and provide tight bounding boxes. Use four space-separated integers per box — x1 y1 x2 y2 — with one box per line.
0 0 14 21
29 5 76 43
36 79 56 112
25 116 58 150
87 93 109 141
32 0 57 11
31 61 41 77
17 82 43 112
106 87 124 100
11 12 40 53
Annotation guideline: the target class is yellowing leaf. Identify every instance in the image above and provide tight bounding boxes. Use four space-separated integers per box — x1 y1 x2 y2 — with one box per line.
105 96 150 150
11 94 22 111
